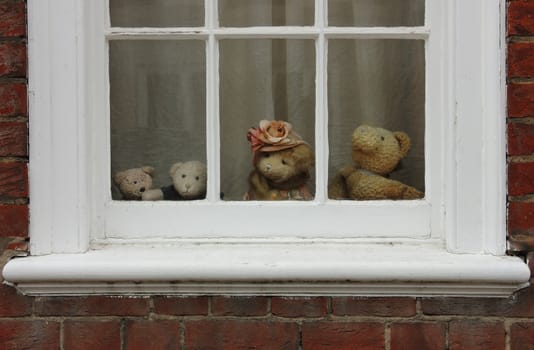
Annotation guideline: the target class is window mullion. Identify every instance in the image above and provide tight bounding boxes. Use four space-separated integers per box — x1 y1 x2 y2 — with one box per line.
206 0 220 202
315 0 328 203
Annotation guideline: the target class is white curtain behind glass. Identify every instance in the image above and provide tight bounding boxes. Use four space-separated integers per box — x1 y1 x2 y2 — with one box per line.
110 0 425 200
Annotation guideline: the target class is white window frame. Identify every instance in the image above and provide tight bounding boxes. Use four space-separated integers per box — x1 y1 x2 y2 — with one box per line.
102 0 436 240
2 0 530 297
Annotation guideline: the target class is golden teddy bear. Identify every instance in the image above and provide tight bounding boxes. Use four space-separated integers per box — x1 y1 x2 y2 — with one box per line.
329 125 424 200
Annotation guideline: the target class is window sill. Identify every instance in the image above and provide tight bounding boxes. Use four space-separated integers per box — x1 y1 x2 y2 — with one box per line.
2 241 530 297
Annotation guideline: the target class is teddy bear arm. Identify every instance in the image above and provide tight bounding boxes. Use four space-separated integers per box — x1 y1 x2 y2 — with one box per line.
328 172 349 199
141 188 164 201
348 174 423 200
347 175 390 200
248 170 273 200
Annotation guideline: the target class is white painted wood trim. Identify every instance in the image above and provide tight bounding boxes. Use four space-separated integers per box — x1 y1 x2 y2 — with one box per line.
105 26 430 40
103 200 431 238
27 0 90 254
3 243 529 296
205 0 220 203
445 0 507 254
314 0 328 203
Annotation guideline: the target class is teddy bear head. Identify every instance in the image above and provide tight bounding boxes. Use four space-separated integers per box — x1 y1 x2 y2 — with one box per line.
351 125 411 175
113 166 155 200
255 144 314 189
169 160 207 199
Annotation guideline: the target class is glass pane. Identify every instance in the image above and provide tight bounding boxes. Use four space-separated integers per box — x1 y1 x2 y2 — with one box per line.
110 0 204 27
110 41 206 201
220 39 316 201
328 0 424 27
328 40 425 200
219 0 314 27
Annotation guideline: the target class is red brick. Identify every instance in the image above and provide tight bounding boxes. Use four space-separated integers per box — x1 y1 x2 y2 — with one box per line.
508 202 534 250
508 162 534 196
508 122 534 155
509 201 534 233
302 322 384 350
508 1 534 36
449 320 505 350
0 1 25 37
124 320 180 350
508 42 534 78
271 297 328 318
508 230 534 251
0 236 9 250
185 320 299 350
0 121 27 156
0 83 27 117
508 83 534 118
211 296 269 316
64 320 121 350
422 287 534 317
0 161 27 198
0 284 32 317
0 320 60 350
0 41 25 77
6 238 28 252
390 323 446 350
153 296 208 316
510 322 534 350
331 297 416 317
0 204 28 237
34 296 149 316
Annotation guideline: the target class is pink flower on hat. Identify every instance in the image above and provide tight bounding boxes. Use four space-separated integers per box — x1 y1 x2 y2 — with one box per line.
247 120 305 154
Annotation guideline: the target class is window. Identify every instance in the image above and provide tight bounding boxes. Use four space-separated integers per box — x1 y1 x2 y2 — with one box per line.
2 0 529 297
103 0 434 238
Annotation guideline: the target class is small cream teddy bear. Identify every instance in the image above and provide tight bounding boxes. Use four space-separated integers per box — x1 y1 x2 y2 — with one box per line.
142 161 207 201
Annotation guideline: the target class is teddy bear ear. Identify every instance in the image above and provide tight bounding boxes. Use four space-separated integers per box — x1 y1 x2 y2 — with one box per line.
393 131 411 157
141 166 155 176
113 171 126 185
169 162 183 177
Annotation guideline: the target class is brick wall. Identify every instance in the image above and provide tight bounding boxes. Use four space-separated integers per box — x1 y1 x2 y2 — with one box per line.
508 0 534 276
0 0 533 349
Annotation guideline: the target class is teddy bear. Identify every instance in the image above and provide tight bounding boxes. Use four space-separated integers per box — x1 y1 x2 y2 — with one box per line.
142 160 207 201
113 166 155 200
245 120 314 200
328 125 424 200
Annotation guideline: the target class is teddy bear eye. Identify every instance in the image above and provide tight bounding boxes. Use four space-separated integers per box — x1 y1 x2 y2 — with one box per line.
282 160 287 165
380 136 385 141
264 153 270 158
195 176 199 181
182 174 186 178
133 181 138 185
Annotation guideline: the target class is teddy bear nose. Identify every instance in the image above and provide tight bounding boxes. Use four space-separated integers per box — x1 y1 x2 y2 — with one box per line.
140 187 145 192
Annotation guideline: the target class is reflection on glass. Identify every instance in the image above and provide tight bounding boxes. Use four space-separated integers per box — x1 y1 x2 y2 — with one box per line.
110 41 206 200
220 40 316 200
219 0 314 27
110 0 204 27
328 40 425 200
328 0 424 27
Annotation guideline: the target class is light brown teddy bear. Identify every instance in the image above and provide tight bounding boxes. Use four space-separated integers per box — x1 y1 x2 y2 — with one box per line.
329 125 424 200
113 166 155 200
245 120 315 200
